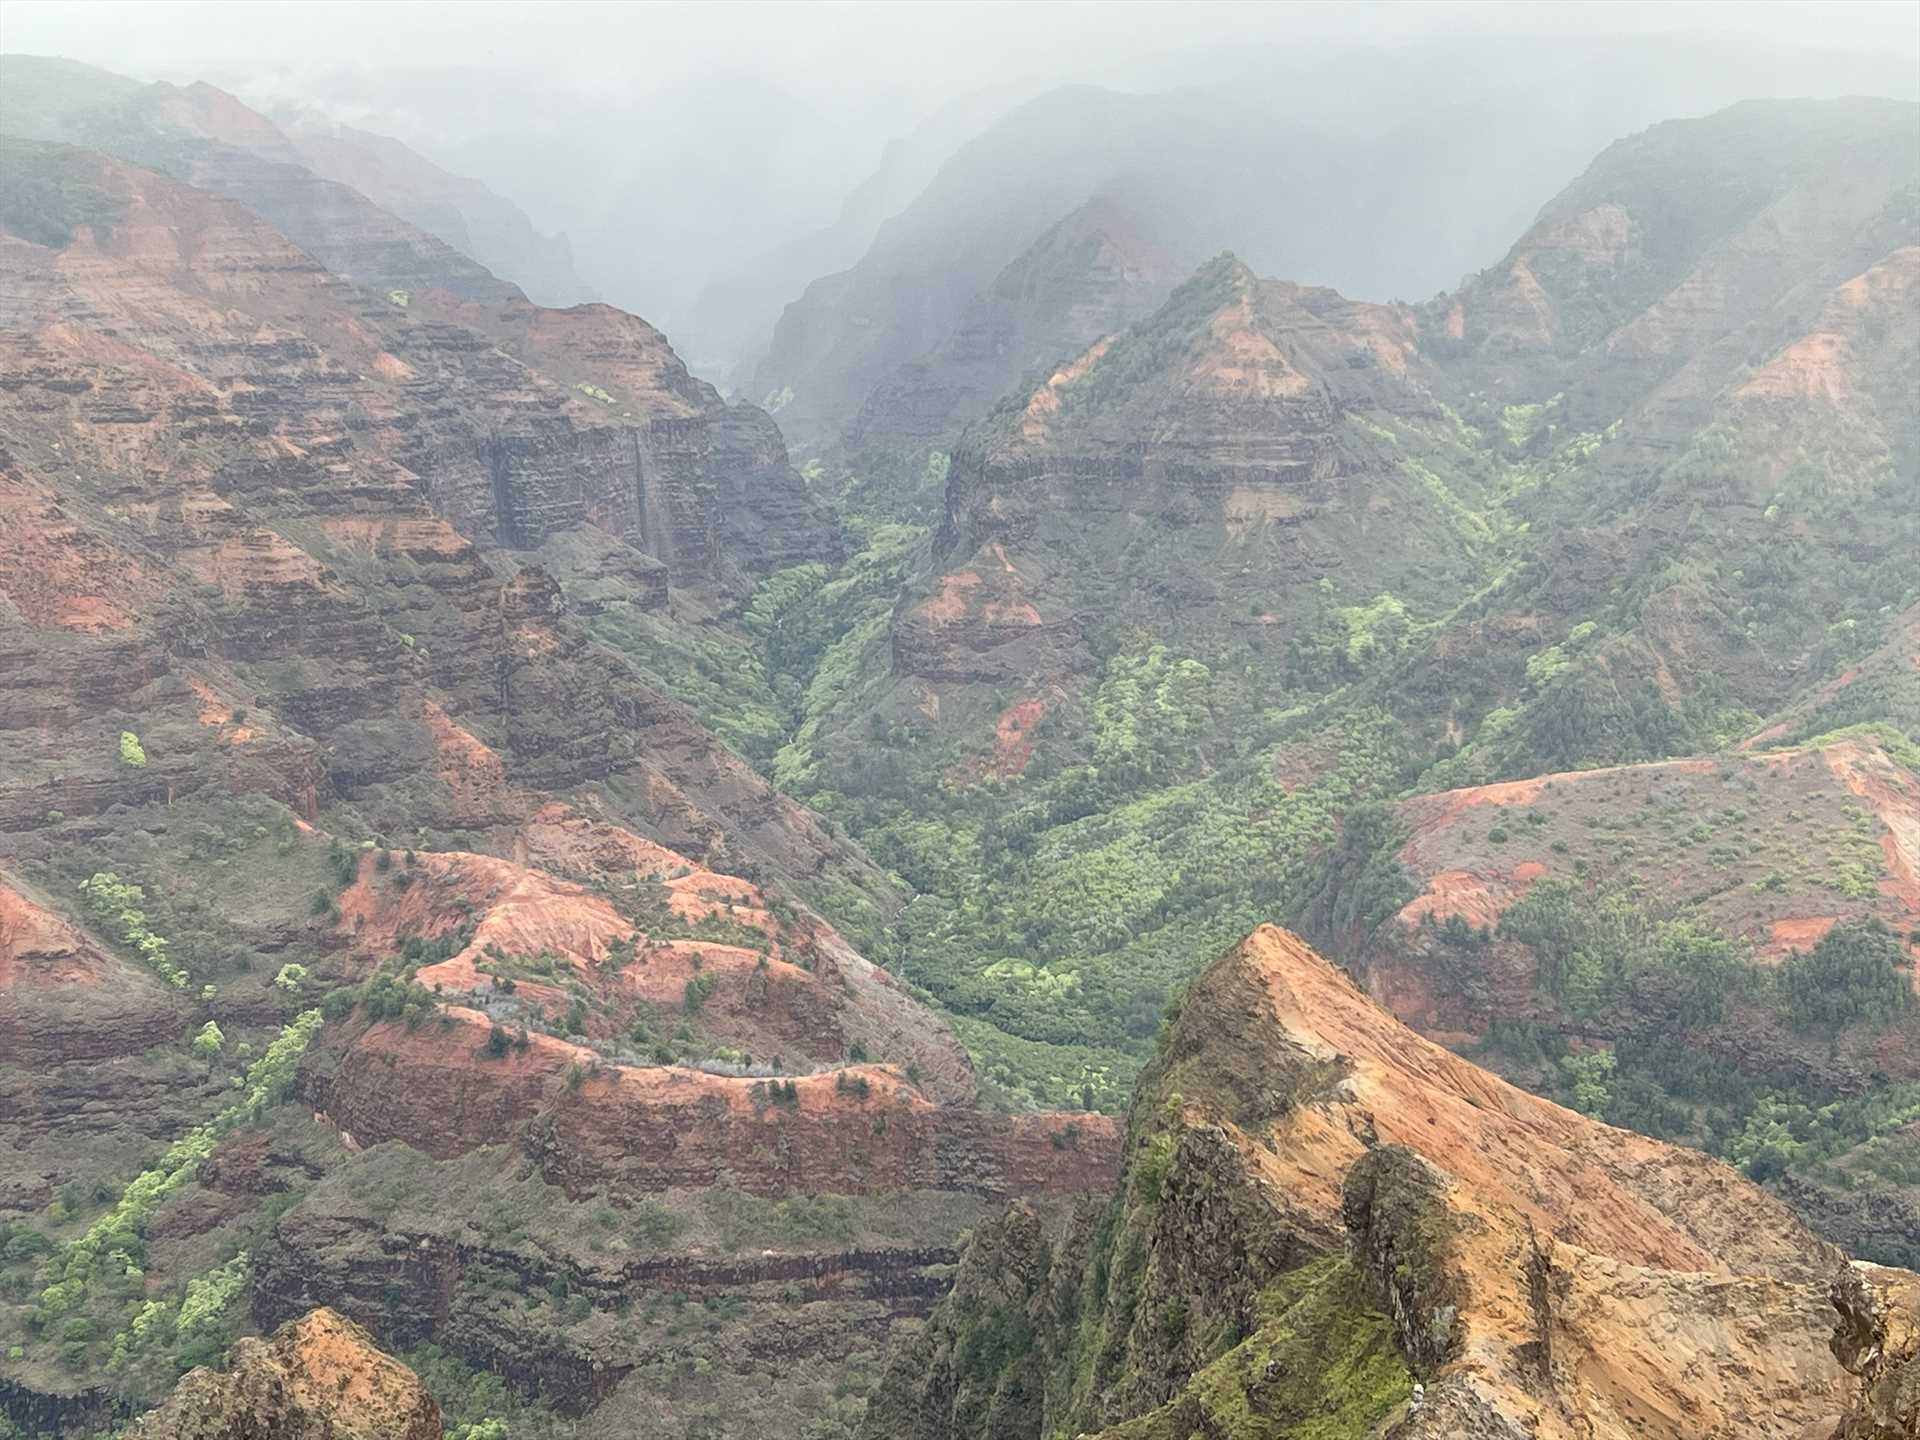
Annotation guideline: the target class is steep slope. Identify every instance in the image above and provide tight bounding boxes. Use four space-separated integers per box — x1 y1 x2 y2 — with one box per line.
127 1308 441 1440
271 108 594 308
0 54 593 307
1306 731 1920 1258
890 256 1466 697
752 87 1331 453
1436 99 1919 413
863 925 1899 1440
0 139 1121 1438
843 195 1193 455
1394 102 1919 785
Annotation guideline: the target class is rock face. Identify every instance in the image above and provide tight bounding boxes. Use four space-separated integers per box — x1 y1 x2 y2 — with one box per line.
1830 1263 1920 1439
864 926 1904 1440
272 108 594 307
127 1308 441 1440
0 56 519 304
1435 99 1919 414
876 252 1471 702
0 131 1045 1437
0 874 197 1212
0 138 854 901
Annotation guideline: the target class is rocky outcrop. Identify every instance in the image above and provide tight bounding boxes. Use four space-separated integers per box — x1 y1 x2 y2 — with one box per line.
853 1199 1065 1440
1829 1263 1920 1439
865 926 1903 1440
126 1308 441 1440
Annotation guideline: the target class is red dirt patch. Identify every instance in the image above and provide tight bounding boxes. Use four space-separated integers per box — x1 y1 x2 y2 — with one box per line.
0 878 111 989
329 1007 1120 1201
182 529 329 596
989 698 1048 778
422 700 518 826
1767 916 1838 957
188 677 260 743
921 571 981 625
1405 758 1719 839
0 474 148 632
1396 864 1547 930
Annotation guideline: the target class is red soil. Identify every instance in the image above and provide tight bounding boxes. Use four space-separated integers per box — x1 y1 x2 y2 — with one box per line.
325 1008 1119 1202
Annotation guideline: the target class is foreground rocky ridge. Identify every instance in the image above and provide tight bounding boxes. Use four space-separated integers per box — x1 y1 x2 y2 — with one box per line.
863 926 1914 1439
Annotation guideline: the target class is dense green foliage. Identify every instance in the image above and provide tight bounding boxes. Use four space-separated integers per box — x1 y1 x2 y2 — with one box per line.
80 871 189 989
1780 919 1915 1031
1499 879 1753 1024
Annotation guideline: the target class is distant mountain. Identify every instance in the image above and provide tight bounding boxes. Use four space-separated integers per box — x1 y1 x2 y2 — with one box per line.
754 33 1920 455
268 107 593 307
752 86 1332 451
1400 97 1920 778
843 194 1194 454
677 80 1044 385
0 54 582 305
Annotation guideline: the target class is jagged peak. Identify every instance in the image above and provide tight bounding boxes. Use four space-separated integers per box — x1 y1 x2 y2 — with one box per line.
973 249 1420 451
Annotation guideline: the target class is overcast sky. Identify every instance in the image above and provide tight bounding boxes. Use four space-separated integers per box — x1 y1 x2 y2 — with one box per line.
8 0 1918 118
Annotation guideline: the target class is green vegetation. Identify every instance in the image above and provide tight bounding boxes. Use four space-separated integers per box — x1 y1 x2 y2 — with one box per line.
189 1020 225 1068
1044 255 1245 422
1498 879 1752 1024
1780 919 1914 1032
80 871 188 989
407 1342 579 1440
1110 1258 1412 1440
23 1010 322 1375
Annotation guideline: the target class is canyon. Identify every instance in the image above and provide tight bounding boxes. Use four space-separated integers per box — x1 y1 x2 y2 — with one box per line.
0 44 1916 1440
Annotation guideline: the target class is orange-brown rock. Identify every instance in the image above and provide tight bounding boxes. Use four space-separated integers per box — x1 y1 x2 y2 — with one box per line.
1830 1262 1920 1439
872 925 1911 1440
334 838 971 1097
127 1307 440 1440
316 1008 1117 1203
0 873 185 1068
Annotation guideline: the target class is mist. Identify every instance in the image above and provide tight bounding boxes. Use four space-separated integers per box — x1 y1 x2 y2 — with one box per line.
6 0 1916 386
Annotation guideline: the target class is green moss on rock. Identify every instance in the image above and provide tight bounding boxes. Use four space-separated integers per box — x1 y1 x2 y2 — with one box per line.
1085 1257 1411 1440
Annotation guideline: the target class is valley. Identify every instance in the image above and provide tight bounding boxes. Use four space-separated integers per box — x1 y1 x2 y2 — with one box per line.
0 21 1916 1440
